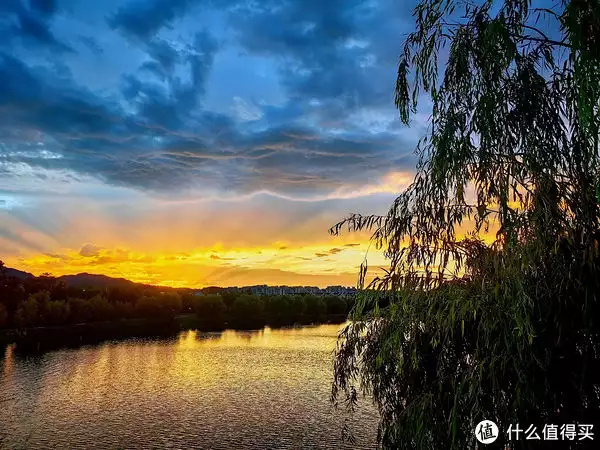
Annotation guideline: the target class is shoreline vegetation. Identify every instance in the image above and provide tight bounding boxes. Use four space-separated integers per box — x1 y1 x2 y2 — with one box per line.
0 313 349 352
0 266 354 351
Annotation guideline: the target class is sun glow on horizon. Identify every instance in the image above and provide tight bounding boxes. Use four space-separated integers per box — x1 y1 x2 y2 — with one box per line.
4 238 386 288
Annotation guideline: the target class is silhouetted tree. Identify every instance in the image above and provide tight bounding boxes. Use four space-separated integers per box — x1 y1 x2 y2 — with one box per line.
14 293 45 328
0 303 7 328
264 295 289 324
231 295 265 328
45 301 70 326
331 1 600 449
193 294 226 327
304 295 326 320
323 295 346 316
286 295 306 320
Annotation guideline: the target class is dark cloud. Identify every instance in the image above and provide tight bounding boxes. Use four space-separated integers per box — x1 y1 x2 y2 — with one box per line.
150 39 179 72
0 0 72 52
227 0 408 123
120 31 219 130
30 0 58 17
109 0 199 40
210 254 235 261
0 0 418 199
78 36 104 55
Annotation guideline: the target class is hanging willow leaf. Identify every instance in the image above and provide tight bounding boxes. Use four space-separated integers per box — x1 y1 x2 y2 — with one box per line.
331 1 600 449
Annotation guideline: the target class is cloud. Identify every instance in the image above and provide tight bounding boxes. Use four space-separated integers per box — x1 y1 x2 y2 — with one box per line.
0 0 421 202
226 0 410 125
79 243 102 257
0 44 416 198
30 0 58 17
232 96 262 122
314 248 345 258
109 0 201 40
0 226 46 252
0 0 72 52
77 36 104 55
209 254 235 261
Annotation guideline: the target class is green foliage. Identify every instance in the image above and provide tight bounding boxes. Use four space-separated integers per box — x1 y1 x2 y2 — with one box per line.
14 294 43 328
263 294 289 321
0 267 351 331
193 294 226 321
304 294 327 319
160 292 182 315
231 295 264 318
135 293 181 319
67 297 91 323
230 294 266 328
45 301 70 326
330 1 600 449
286 295 307 317
323 295 347 316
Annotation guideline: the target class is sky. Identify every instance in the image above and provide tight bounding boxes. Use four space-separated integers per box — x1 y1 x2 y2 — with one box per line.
0 0 431 288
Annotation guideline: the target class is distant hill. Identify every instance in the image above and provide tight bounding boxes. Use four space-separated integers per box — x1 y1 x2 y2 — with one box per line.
57 273 137 289
2 266 188 291
4 267 34 280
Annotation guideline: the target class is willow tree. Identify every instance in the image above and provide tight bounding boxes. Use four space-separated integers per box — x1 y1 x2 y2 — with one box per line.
330 0 600 448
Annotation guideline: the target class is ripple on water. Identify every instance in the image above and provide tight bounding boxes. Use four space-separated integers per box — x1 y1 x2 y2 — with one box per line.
0 324 378 449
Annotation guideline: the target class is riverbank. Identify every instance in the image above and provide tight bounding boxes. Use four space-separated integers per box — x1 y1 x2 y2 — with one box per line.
0 313 348 352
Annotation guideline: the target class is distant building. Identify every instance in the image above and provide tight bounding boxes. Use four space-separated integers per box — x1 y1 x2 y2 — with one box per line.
201 284 357 297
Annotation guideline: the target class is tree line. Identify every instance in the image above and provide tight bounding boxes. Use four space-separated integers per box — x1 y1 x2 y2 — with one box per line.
0 263 353 331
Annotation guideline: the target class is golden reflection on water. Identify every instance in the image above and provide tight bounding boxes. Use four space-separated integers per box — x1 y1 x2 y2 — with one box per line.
0 324 376 449
1 344 15 378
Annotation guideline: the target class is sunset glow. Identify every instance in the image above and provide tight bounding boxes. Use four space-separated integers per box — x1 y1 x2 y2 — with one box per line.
0 0 424 287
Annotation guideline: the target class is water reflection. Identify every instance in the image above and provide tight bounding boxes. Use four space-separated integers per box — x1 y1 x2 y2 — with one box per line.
0 324 377 449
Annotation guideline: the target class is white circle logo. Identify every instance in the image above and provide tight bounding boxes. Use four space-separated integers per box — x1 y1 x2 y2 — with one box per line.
475 420 499 444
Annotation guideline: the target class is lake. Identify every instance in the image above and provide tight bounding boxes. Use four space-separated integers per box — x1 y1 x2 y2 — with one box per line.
0 324 378 449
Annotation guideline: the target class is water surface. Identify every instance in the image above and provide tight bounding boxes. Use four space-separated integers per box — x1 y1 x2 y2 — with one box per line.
0 324 378 449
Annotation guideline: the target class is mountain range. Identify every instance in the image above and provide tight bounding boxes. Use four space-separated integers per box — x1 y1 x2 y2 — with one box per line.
3 267 144 289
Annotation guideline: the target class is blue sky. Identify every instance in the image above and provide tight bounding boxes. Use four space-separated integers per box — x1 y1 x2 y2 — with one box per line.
0 0 430 286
